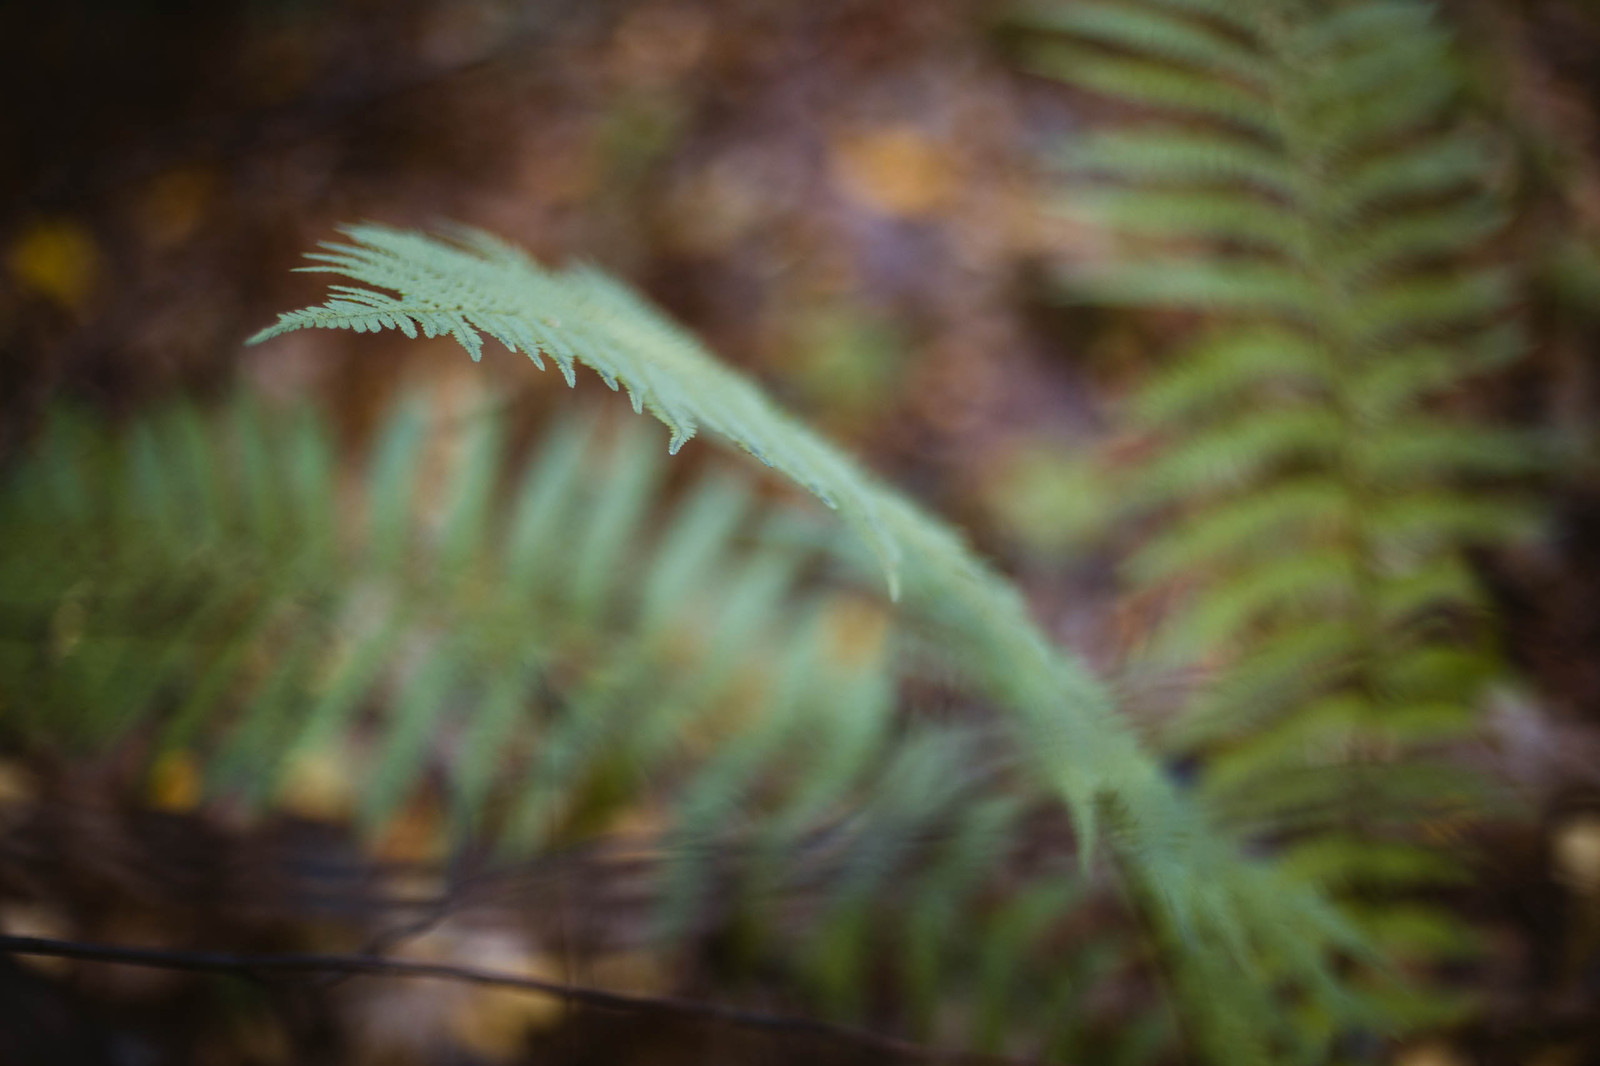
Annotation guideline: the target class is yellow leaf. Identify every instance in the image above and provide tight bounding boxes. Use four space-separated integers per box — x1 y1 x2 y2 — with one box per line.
148 749 203 812
7 219 100 309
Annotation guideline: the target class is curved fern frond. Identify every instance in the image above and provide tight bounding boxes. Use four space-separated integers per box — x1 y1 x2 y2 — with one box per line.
251 226 904 598
249 225 1369 1063
246 225 1118 841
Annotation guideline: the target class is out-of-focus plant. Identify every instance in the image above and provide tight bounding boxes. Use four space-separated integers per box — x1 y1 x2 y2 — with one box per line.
1 389 1133 1052
1017 0 1544 1044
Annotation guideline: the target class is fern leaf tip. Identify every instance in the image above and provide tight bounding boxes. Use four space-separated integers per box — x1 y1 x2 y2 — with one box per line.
245 315 306 346
243 324 282 347
667 427 695 455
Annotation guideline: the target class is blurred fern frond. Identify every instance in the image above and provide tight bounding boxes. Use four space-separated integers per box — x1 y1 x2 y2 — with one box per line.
246 224 1373 1062
0 393 1139 1051
0 397 878 843
1023 0 1540 1049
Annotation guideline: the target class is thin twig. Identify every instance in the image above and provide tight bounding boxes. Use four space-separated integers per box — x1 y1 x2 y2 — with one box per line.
0 934 1036 1065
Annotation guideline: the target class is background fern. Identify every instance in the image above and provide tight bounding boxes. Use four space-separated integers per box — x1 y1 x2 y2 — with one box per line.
0 391 1172 1059
1019 0 1542 1041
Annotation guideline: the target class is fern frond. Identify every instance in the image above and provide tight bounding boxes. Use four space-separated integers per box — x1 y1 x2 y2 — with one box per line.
249 224 1125 838
1034 0 1535 1053
251 225 905 598
249 225 1372 1063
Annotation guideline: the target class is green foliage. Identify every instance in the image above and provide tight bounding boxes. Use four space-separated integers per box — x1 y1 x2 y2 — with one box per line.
1 397 860 832
1021 0 1541 1046
242 223 1374 1062
250 225 909 597
0 392 1115 1047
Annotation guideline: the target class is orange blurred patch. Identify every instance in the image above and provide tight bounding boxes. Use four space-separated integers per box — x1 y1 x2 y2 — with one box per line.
822 593 890 671
0 759 36 811
374 797 447 865
832 125 955 218
147 749 203 812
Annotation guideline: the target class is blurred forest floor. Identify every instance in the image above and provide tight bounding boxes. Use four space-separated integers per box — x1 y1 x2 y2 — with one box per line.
5 0 1600 1063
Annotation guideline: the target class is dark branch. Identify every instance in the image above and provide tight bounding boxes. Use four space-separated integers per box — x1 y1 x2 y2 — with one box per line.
0 934 1036 1065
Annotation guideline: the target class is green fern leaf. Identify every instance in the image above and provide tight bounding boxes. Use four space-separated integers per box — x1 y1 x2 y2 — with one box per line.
249 223 1371 1063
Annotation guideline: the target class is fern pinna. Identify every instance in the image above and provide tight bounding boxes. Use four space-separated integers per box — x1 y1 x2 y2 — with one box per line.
1022 0 1538 1039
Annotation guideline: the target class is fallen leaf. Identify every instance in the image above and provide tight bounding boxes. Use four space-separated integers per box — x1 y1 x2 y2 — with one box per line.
7 219 100 309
